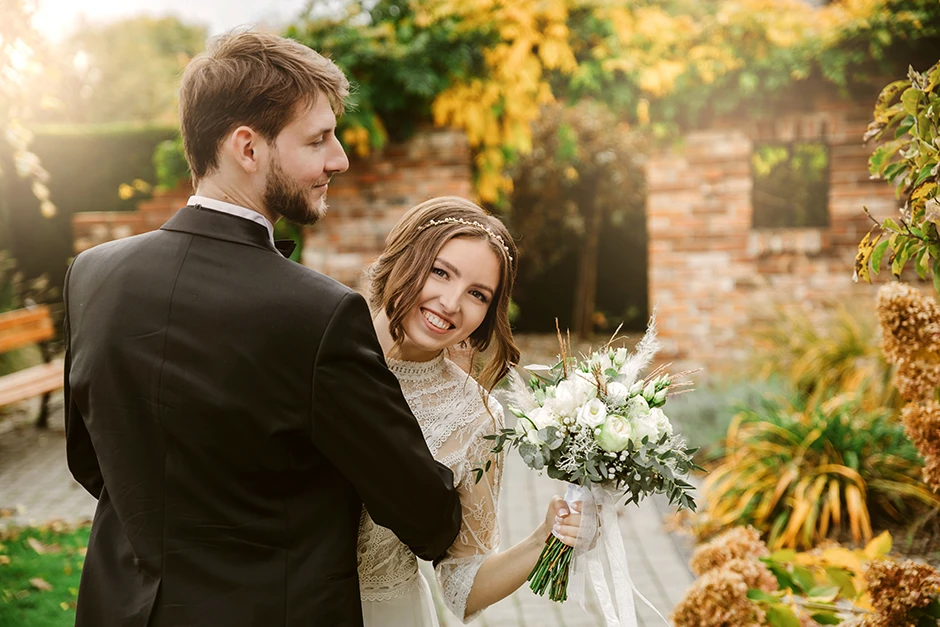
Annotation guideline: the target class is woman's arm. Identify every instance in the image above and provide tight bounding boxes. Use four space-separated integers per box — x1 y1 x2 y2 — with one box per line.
462 496 580 617
435 407 582 622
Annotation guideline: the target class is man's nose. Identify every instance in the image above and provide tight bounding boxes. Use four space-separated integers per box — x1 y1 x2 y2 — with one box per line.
327 139 349 174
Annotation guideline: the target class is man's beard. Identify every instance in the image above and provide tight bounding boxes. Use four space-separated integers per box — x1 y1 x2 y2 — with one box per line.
262 158 328 226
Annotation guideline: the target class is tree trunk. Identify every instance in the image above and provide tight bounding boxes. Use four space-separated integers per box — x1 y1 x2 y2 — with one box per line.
573 180 601 339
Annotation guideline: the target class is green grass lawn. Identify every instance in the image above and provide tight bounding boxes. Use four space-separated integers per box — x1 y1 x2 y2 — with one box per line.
0 524 89 627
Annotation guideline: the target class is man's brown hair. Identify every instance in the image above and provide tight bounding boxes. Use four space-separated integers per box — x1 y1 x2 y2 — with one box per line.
179 31 349 184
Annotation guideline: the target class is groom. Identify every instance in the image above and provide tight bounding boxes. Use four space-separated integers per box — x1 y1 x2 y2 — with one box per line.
63 32 462 627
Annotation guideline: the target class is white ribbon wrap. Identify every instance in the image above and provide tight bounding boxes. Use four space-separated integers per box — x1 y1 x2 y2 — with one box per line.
564 484 671 627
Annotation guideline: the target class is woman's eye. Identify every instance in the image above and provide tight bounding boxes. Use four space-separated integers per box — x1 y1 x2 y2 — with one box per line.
470 290 489 303
431 267 447 278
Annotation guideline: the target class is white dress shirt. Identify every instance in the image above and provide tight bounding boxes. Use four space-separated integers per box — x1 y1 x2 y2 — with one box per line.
188 195 275 245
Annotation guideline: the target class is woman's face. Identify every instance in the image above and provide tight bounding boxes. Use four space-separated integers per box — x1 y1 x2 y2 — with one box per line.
397 236 501 362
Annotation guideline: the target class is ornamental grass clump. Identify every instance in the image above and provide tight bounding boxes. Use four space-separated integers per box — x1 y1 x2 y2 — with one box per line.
697 394 939 550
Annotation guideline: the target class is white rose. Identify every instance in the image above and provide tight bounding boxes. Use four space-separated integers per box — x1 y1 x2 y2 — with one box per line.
605 382 629 407
591 353 613 372
571 372 598 405
650 407 673 439
577 398 608 428
597 414 633 452
632 413 660 445
528 406 560 430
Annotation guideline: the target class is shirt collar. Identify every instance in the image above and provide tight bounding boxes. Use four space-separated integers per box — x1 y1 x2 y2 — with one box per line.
187 195 275 245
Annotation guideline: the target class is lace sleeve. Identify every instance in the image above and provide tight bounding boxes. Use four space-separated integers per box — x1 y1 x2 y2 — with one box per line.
435 399 505 623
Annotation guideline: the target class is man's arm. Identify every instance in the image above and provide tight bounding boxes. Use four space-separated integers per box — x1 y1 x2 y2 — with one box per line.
311 291 461 562
62 262 103 498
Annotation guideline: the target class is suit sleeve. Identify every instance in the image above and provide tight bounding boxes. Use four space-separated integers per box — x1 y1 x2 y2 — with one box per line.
62 261 104 498
311 291 461 562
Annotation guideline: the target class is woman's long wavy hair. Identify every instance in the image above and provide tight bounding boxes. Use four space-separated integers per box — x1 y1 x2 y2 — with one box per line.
365 196 520 393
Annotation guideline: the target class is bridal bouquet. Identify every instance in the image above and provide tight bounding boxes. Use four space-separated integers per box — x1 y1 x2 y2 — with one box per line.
478 317 699 625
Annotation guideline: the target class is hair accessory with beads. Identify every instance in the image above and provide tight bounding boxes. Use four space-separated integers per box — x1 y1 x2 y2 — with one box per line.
416 217 514 262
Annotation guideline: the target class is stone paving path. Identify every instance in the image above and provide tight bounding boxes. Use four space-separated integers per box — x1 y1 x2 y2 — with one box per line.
0 387 696 626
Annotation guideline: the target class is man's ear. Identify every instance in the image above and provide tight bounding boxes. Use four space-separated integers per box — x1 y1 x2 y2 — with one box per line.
228 126 269 174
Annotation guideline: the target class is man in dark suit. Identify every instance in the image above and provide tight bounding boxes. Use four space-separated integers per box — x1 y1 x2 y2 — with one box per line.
64 31 462 627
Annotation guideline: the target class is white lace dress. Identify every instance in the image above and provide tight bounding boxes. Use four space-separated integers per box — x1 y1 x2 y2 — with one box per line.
358 353 504 626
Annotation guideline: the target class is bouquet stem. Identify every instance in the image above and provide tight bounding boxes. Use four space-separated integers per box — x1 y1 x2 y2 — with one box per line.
527 534 573 602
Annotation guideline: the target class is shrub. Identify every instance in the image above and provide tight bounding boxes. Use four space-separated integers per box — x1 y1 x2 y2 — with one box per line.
697 393 939 550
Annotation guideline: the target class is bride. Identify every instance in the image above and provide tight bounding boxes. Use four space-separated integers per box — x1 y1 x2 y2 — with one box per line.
358 196 582 625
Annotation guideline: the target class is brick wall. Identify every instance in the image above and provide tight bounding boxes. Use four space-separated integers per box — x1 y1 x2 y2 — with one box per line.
73 128 473 288
647 96 907 375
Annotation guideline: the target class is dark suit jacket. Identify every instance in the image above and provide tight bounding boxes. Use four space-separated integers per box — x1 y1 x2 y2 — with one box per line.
63 206 462 627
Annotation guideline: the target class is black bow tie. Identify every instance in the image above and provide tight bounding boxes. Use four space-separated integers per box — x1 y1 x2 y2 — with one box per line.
274 239 297 258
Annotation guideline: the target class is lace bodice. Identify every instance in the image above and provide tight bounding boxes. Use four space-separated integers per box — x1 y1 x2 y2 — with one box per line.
357 353 504 623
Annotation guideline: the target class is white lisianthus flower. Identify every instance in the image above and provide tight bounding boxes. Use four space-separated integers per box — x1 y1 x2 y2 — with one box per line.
650 407 674 438
613 347 628 367
605 382 629 407
597 414 633 452
577 398 608 428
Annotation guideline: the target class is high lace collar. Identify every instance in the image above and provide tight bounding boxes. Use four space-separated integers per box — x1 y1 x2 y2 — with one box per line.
386 351 447 379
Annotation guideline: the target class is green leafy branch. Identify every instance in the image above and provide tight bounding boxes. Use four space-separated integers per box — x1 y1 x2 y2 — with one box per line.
856 61 940 293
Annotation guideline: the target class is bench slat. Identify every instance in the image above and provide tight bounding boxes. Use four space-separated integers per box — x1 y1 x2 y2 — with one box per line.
0 306 55 353
0 359 65 406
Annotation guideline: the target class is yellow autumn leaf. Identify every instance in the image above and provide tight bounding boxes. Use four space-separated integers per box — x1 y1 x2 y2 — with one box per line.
819 546 862 571
118 183 135 200
854 230 882 284
864 531 892 560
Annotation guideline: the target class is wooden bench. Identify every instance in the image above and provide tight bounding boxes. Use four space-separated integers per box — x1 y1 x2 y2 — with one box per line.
0 306 64 429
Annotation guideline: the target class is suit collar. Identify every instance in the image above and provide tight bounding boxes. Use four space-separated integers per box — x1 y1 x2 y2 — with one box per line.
161 205 280 255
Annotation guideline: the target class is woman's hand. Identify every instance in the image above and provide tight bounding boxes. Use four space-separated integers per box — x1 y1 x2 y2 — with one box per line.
543 495 582 547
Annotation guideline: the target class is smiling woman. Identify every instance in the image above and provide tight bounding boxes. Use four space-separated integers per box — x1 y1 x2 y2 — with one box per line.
357 196 582 627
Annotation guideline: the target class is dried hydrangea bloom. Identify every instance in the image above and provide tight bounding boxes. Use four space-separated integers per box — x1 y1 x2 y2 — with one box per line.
865 558 940 621
689 525 769 576
901 400 940 491
672 566 765 627
876 282 940 401
722 558 778 592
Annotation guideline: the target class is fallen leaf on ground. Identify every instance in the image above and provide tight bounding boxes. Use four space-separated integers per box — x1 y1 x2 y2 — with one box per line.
27 537 59 554
29 578 53 592
0 556 9 565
